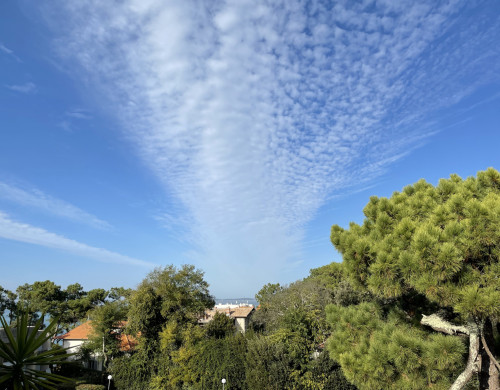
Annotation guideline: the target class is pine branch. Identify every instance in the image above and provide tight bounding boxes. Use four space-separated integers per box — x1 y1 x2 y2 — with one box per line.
420 314 470 335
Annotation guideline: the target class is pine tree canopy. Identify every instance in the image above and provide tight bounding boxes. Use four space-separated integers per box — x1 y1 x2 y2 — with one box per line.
328 168 500 390
331 168 500 322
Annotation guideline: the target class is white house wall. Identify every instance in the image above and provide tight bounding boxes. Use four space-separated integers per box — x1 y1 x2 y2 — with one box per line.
235 317 247 333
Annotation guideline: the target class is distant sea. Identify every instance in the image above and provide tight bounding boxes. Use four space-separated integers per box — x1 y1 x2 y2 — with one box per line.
215 298 258 307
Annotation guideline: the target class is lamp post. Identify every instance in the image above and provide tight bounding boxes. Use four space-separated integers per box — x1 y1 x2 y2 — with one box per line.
222 378 226 390
107 374 112 390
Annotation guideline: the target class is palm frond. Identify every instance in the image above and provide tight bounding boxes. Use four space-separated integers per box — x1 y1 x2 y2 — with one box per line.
0 311 73 389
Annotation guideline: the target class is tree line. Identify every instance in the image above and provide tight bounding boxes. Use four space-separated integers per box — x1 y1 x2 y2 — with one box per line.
1 168 499 389
0 281 131 331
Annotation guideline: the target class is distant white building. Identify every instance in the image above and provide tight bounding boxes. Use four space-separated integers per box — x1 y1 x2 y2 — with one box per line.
214 302 253 309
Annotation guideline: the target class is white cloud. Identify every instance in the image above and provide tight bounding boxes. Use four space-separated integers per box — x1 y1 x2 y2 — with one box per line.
41 0 500 294
0 182 111 230
57 109 93 132
0 211 154 267
0 43 22 62
6 82 37 94
65 108 92 120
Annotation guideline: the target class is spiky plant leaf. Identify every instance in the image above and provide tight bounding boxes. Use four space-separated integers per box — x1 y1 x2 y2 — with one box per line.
0 312 75 389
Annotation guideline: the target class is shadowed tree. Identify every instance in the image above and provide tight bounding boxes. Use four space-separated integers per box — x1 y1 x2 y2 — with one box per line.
0 287 17 324
206 311 235 339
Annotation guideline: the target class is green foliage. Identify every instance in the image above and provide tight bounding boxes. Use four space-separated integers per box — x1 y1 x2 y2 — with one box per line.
155 321 247 390
10 281 132 333
188 333 247 390
75 385 105 390
127 265 214 341
16 280 65 323
327 168 500 389
85 300 129 369
331 168 500 321
307 352 357 390
256 283 283 308
251 270 360 390
306 262 345 294
326 302 465 390
0 286 17 323
0 312 73 389
108 287 132 302
111 265 215 389
206 311 235 339
253 278 333 338
245 335 290 390
110 342 156 390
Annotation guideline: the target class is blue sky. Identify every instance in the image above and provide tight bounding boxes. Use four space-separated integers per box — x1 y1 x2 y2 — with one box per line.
1 0 499 298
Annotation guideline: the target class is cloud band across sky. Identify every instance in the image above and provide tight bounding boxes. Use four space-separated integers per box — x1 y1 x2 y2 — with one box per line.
40 0 500 291
0 211 154 268
0 181 111 230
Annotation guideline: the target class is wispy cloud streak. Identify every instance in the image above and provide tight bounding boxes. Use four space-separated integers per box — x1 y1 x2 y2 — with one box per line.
0 182 111 230
6 82 37 94
0 43 22 62
42 0 500 292
0 211 154 267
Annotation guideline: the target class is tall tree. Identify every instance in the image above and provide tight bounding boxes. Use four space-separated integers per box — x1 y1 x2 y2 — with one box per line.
127 265 214 340
111 265 214 388
328 168 500 389
58 283 88 331
86 300 129 370
16 281 65 324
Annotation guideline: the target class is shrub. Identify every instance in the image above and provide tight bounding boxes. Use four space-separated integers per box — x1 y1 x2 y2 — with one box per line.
55 382 77 390
76 385 105 390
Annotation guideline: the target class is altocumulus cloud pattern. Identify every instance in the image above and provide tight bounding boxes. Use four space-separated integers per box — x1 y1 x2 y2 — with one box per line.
41 0 500 291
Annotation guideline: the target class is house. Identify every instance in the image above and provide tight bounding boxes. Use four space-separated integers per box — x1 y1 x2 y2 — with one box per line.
198 304 255 333
54 320 137 371
0 326 51 372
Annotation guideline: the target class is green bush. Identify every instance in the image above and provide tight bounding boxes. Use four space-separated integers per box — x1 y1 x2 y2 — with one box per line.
55 382 77 390
76 385 105 390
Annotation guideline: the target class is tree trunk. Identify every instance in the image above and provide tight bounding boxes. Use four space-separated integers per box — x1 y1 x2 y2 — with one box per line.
103 335 108 370
421 314 480 390
421 314 500 390
450 326 480 390
481 320 500 390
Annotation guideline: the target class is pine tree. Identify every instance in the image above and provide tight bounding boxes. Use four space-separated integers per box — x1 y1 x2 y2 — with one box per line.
328 168 500 389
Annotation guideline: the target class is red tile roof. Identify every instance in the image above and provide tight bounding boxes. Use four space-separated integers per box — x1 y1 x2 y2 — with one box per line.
55 320 138 352
55 321 93 340
119 333 138 352
198 306 255 323
231 307 254 318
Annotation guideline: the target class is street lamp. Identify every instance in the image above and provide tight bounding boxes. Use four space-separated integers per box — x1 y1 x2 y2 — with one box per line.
222 378 226 390
107 374 112 390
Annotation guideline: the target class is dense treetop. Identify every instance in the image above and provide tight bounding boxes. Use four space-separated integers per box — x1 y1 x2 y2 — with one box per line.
328 168 500 390
331 168 500 321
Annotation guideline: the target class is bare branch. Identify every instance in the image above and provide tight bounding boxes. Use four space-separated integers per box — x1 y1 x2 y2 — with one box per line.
421 314 470 335
450 329 481 390
420 313 483 390
481 334 500 373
